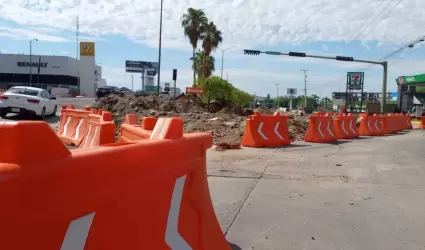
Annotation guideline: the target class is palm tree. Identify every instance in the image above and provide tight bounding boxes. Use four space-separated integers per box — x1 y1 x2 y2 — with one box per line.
200 21 222 77
190 50 215 78
181 8 208 86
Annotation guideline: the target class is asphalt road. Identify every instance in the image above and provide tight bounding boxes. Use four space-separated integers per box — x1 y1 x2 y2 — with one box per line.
209 130 425 249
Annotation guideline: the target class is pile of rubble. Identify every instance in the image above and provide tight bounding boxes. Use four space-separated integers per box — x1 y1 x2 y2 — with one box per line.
92 95 309 147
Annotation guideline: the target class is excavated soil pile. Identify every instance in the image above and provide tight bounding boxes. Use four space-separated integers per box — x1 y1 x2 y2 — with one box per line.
92 94 310 147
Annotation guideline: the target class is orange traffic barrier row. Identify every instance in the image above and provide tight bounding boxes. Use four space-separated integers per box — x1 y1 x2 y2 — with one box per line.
334 113 359 139
0 118 231 250
57 105 115 148
118 114 158 142
358 114 382 136
241 111 291 147
304 113 337 143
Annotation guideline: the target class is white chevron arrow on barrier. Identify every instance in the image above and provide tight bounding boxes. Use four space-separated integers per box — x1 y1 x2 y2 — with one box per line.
367 120 372 132
62 117 72 136
341 120 349 135
374 120 380 132
258 122 268 140
349 120 356 134
274 122 283 139
327 120 334 137
60 212 95 250
165 175 192 250
317 121 325 138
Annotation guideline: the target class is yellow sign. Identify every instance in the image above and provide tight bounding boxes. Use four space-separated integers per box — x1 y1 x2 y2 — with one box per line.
80 42 95 57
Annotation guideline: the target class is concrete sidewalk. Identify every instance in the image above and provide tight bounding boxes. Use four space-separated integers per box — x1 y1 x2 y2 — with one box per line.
208 130 425 249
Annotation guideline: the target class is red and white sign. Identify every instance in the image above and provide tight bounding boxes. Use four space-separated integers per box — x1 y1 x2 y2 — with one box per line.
186 87 204 94
399 77 405 85
351 74 361 85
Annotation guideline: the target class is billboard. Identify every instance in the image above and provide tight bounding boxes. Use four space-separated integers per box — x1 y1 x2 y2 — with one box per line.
125 61 159 73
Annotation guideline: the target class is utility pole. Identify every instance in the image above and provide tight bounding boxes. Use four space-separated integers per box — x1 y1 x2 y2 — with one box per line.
301 69 309 107
156 0 164 95
130 74 134 91
274 83 280 108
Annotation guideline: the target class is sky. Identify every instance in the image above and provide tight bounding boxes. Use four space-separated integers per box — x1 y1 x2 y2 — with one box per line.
0 0 425 98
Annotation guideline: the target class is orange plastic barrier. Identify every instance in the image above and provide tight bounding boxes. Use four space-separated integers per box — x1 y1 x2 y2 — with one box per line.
334 113 359 139
56 105 91 146
241 112 291 147
358 114 382 136
304 113 337 143
118 114 158 142
79 110 116 148
0 119 231 250
420 116 425 129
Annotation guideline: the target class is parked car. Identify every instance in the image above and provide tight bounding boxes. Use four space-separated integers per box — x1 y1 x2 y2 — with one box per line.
0 86 57 119
96 86 124 98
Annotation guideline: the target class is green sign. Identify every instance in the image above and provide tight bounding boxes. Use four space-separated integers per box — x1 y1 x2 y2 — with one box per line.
346 72 364 90
396 74 425 85
144 86 162 93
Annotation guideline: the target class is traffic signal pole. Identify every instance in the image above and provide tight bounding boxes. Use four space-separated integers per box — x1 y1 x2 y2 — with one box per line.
243 50 388 113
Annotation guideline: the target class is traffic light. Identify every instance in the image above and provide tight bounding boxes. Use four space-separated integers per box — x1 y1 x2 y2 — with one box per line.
336 56 354 61
265 51 282 55
288 52 306 57
244 50 261 55
172 69 177 81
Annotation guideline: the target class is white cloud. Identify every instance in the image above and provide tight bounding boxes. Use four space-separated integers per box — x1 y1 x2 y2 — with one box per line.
0 0 424 48
0 27 69 42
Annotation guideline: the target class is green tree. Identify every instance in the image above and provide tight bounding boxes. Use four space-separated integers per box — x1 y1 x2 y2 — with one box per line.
200 21 223 77
181 8 208 86
232 88 254 107
190 50 215 78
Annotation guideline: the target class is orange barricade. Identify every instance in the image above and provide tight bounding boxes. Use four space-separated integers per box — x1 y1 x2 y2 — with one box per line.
118 114 158 142
241 112 291 147
56 105 92 146
420 116 425 129
406 114 413 129
79 109 116 148
334 113 358 139
0 118 231 250
358 114 382 136
304 113 337 143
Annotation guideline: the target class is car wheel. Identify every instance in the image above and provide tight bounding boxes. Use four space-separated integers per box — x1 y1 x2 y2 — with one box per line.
38 107 46 120
0 110 7 118
50 105 57 116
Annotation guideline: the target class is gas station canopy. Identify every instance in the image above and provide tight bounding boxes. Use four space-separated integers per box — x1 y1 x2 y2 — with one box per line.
396 74 425 85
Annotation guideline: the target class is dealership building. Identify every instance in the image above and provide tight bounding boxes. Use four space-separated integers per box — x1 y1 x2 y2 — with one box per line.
0 42 106 97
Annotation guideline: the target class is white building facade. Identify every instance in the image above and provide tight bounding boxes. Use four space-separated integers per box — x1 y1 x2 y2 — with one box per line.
0 42 105 97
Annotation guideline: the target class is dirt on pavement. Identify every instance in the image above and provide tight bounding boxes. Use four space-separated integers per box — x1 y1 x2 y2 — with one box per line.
92 95 309 147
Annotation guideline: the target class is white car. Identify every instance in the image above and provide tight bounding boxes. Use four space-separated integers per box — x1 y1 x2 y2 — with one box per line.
0 86 57 119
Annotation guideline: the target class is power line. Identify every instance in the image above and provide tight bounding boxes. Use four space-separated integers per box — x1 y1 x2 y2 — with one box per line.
347 0 388 41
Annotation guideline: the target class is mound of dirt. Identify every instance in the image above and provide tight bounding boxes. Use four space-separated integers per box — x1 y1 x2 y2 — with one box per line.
91 94 310 147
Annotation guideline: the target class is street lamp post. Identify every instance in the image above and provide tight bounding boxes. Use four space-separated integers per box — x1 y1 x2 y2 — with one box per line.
29 39 38 87
156 0 164 95
220 46 236 79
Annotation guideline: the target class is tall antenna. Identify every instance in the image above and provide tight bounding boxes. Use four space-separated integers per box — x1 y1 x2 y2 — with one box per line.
76 15 80 59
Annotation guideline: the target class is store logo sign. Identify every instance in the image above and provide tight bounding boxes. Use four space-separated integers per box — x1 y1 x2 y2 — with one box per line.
17 62 48 68
405 77 415 83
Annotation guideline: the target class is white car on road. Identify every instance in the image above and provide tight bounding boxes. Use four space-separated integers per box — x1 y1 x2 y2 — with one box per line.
0 86 57 119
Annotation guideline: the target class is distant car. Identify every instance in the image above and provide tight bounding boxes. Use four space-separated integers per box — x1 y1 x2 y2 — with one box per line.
96 86 124 98
0 86 57 119
134 90 147 97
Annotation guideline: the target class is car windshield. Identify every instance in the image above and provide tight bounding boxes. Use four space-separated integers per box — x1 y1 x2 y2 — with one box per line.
6 88 39 96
